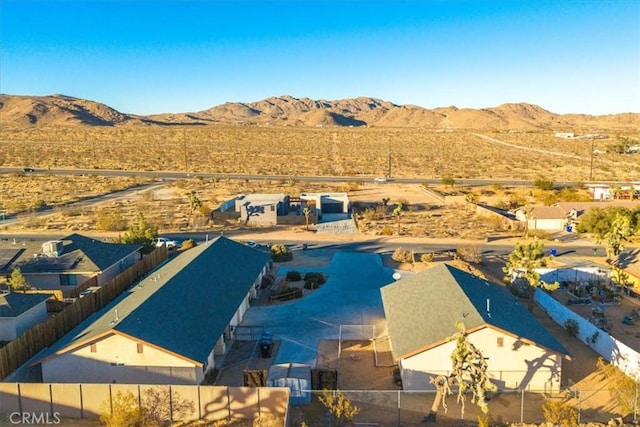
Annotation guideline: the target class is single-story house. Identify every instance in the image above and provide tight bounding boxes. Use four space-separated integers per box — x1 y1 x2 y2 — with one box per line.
33 236 271 385
300 192 350 218
0 292 51 341
1 234 141 296
235 193 290 226
380 263 570 392
515 201 640 232
585 183 640 201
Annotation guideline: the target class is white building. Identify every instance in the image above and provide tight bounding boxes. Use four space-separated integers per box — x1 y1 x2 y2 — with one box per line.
380 264 570 392
33 237 271 384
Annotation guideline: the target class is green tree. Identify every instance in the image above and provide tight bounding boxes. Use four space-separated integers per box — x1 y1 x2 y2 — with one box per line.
187 191 202 227
8 267 30 292
121 212 158 253
603 212 634 259
502 241 559 311
381 197 390 207
426 322 497 422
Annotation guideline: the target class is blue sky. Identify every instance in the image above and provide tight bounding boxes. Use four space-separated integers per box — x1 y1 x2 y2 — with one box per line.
1 0 638 115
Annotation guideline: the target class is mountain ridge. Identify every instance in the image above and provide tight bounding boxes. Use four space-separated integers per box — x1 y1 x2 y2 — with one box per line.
0 93 638 130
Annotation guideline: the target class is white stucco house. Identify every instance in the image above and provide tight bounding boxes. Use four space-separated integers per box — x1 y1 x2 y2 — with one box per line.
0 293 51 341
380 264 570 393
32 237 271 385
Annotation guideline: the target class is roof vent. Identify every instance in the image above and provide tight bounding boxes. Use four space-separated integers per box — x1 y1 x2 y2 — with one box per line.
42 240 64 257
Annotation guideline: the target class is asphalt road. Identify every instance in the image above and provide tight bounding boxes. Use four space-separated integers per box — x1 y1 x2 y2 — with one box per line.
1 231 608 259
0 167 623 187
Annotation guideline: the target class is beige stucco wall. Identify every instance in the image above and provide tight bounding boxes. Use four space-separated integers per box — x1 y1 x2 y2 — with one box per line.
41 333 203 384
528 218 566 231
0 301 49 341
400 327 562 392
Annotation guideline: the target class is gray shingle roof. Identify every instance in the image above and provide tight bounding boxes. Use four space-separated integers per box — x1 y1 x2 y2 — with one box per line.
35 237 270 365
16 234 141 274
0 293 51 318
380 263 569 360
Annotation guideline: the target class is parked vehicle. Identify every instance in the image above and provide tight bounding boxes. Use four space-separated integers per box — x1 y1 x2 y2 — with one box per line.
152 237 178 249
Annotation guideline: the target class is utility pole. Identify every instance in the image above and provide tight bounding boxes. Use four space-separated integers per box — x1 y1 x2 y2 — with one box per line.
387 140 392 178
589 138 595 181
183 129 188 172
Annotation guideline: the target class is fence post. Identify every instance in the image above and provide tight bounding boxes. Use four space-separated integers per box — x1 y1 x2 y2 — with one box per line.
79 384 84 419
397 390 401 426
169 385 174 424
227 387 231 420
520 389 524 424
258 387 261 416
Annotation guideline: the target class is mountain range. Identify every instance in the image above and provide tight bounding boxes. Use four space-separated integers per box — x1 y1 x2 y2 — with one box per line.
0 93 638 130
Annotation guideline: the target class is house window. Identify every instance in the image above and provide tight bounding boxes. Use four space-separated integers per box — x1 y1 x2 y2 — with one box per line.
110 362 125 366
90 343 97 353
137 343 144 353
270 205 275 212
60 275 78 287
497 337 504 348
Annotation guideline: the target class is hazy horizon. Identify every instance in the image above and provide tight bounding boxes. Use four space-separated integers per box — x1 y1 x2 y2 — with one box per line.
1 0 638 116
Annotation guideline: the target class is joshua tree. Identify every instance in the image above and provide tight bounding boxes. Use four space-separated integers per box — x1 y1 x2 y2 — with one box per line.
426 322 496 422
393 203 403 234
502 241 559 311
302 207 312 231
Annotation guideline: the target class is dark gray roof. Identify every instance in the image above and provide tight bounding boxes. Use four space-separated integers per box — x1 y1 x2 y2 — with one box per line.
14 234 141 274
380 263 569 360
36 237 270 364
0 293 51 317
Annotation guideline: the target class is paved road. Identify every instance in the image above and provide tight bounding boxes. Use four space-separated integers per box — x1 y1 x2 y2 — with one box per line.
0 167 626 187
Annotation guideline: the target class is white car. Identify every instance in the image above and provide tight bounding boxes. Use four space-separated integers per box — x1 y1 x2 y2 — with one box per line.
153 237 178 249
374 177 388 183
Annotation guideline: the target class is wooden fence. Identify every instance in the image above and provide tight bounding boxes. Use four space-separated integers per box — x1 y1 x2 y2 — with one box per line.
0 383 289 424
0 247 167 380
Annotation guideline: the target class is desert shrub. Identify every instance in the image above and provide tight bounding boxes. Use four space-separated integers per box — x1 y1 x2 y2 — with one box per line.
534 178 555 191
141 386 194 427
96 210 128 232
180 239 196 250
528 229 552 240
318 390 360 425
304 272 326 289
381 225 393 235
392 248 413 263
542 399 578 427
270 244 293 262
420 253 434 263
564 319 579 336
456 245 482 264
286 270 302 281
99 391 142 427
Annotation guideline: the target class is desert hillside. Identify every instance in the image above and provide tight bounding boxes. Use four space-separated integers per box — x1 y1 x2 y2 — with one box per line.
0 93 638 130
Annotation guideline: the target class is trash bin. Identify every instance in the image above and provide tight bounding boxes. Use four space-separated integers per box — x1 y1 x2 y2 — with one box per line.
550 248 557 257
259 331 274 358
566 225 573 232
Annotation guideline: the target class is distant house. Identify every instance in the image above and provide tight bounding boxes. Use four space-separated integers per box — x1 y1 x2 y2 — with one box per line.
300 192 350 218
33 237 271 385
585 183 640 201
235 193 290 226
380 264 569 392
0 234 141 296
0 293 51 341
516 200 640 232
554 132 574 139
